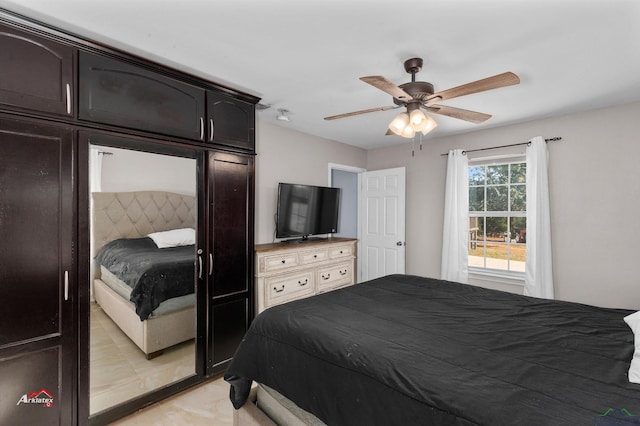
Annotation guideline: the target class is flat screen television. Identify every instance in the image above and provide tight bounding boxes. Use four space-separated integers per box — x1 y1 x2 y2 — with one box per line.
276 183 341 241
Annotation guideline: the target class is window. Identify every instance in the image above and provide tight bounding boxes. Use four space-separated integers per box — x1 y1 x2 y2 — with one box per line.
468 159 526 275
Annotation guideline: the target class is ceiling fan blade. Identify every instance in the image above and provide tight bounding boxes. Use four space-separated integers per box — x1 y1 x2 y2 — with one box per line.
426 72 520 104
324 105 399 120
360 76 413 101
425 105 492 124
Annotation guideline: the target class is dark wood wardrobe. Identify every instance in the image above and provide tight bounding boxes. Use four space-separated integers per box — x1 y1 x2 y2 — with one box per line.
0 12 257 425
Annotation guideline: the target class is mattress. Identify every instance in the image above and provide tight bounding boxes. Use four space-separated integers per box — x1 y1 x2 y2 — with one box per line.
100 266 195 317
94 236 195 320
226 274 640 426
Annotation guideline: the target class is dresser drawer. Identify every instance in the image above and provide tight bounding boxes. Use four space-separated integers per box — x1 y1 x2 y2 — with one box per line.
259 252 299 273
299 248 329 265
329 244 354 259
264 271 314 307
316 261 354 292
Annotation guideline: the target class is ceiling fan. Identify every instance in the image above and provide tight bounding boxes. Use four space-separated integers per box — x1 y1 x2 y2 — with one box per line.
324 57 520 138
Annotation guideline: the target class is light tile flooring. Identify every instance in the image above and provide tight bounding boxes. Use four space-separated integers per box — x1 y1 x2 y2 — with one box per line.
110 377 233 425
90 303 233 424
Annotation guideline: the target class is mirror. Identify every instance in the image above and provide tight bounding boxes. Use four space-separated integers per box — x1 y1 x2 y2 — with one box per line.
88 144 198 414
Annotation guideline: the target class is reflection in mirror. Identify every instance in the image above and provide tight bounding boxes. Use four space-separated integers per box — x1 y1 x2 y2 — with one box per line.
88 145 197 414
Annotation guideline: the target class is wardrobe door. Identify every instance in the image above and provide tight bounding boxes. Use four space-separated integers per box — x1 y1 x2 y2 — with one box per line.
0 22 74 116
207 151 254 371
206 91 255 152
78 51 205 140
0 116 75 425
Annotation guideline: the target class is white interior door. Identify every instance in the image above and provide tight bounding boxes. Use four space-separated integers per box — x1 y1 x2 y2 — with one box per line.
358 167 406 282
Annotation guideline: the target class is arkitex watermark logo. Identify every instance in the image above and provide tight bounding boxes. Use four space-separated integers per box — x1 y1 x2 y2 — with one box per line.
594 408 640 426
16 388 55 408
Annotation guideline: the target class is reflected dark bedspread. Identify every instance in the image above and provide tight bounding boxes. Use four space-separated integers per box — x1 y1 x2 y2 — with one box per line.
94 237 195 321
225 274 640 425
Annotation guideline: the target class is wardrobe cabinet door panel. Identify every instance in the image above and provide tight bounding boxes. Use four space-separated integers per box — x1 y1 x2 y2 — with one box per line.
0 348 63 425
0 117 74 426
211 298 248 369
0 22 74 116
79 51 205 140
0 119 73 346
206 91 255 151
210 152 254 297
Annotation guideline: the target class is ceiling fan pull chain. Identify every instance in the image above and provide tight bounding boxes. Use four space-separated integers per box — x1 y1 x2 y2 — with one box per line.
412 137 415 157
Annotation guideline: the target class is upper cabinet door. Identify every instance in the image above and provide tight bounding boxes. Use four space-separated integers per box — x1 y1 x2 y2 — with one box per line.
0 22 74 116
206 91 255 151
79 51 205 140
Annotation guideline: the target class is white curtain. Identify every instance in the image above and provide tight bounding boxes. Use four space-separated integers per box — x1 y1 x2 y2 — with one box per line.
89 147 103 192
441 149 469 283
524 136 554 298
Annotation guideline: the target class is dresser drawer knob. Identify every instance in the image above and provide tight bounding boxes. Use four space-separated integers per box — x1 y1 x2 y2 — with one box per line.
273 285 285 293
322 273 331 280
298 279 308 286
339 269 347 276
281 259 286 264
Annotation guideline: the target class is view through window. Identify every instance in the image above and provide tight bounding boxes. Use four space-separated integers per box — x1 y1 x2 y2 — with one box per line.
468 160 526 274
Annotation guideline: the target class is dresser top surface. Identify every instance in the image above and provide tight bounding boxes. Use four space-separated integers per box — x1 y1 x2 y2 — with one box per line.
255 237 357 254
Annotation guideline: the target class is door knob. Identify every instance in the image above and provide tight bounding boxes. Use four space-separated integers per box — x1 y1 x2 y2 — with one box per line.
396 241 404 246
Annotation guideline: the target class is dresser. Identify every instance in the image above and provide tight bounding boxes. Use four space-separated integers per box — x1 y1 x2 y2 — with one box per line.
255 238 357 313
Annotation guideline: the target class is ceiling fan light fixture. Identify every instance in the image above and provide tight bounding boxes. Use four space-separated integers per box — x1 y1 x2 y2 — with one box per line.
419 113 438 135
410 109 426 126
388 108 437 138
401 125 416 138
389 112 409 135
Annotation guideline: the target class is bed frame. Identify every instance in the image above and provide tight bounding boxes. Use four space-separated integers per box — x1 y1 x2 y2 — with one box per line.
92 191 197 359
234 386 325 426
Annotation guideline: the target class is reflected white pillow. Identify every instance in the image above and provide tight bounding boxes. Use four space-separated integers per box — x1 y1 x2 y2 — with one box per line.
624 311 640 384
148 228 195 248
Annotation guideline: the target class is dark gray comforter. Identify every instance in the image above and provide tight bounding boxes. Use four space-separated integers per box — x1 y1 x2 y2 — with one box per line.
225 274 640 425
94 237 195 321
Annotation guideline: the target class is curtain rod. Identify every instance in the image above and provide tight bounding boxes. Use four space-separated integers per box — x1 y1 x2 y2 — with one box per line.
440 137 562 156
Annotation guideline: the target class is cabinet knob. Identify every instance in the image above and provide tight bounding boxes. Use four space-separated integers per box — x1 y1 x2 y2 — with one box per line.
281 259 286 264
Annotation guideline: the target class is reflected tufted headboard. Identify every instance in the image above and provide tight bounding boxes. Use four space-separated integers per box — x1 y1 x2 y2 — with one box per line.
92 191 197 254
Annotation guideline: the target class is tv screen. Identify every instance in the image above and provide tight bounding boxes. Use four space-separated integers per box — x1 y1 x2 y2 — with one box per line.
276 183 341 240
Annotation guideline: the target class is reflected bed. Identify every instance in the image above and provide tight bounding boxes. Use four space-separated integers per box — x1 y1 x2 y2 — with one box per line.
91 191 197 359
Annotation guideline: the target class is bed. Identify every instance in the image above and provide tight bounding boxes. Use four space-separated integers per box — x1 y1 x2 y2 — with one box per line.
92 191 197 359
225 274 640 425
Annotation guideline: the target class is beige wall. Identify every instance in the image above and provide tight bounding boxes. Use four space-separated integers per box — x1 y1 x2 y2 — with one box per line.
254 121 367 244
367 101 640 310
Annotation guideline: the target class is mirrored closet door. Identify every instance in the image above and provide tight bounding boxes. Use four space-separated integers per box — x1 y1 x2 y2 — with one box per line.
87 135 200 415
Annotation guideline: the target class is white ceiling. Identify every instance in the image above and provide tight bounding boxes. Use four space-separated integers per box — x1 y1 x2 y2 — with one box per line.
2 0 640 149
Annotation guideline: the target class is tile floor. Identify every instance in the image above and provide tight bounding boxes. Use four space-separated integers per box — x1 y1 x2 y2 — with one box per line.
90 302 232 424
110 377 233 425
